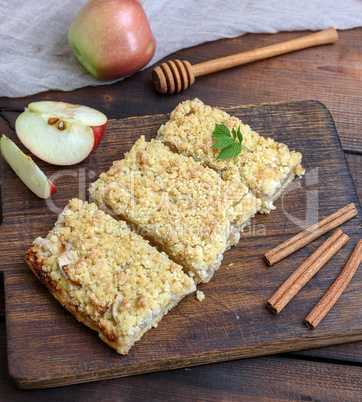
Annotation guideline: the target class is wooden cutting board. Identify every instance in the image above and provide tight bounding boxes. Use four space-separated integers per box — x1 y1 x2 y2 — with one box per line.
2 100 361 389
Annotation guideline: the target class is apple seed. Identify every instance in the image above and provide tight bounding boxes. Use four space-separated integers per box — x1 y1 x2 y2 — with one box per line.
48 117 59 125
47 118 66 130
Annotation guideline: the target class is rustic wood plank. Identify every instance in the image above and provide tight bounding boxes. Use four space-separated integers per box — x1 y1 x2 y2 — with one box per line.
346 154 362 207
1 323 361 401
2 101 361 389
1 28 361 154
290 341 362 363
153 28 362 154
0 275 4 319
1 28 361 394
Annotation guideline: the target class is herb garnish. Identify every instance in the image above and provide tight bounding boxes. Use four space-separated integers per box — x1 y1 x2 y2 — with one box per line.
211 123 251 160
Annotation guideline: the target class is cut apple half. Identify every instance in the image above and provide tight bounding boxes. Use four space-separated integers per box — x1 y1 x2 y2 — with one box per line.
0 135 58 199
15 101 107 166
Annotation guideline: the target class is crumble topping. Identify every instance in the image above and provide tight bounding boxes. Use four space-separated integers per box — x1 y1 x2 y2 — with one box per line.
26 198 195 354
156 98 305 213
196 290 205 302
90 137 260 283
26 100 307 355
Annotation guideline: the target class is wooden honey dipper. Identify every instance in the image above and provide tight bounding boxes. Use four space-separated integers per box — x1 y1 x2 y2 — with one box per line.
152 27 338 94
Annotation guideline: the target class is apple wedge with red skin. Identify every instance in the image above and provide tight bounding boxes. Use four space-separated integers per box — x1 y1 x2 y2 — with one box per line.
15 101 107 166
0 135 58 199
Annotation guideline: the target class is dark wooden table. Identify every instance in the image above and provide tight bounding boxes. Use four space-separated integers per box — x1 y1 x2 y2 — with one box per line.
1 28 361 400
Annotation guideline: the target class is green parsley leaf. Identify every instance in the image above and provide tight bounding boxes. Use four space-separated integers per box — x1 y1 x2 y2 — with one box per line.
211 123 251 159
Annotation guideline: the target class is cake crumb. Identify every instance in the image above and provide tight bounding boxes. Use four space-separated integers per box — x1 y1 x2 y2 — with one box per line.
228 263 234 267
196 290 205 302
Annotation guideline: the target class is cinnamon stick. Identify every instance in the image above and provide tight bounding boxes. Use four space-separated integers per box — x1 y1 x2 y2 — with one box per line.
265 203 357 266
305 239 362 329
267 229 349 314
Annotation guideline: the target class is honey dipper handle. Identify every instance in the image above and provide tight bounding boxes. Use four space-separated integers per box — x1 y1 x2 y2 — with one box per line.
192 27 338 78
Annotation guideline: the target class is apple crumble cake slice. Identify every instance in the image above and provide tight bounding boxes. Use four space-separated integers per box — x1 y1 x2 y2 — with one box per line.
90 136 260 283
26 198 196 355
156 98 305 213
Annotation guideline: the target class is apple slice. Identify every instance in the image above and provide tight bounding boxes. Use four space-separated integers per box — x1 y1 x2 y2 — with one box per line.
15 101 107 166
0 135 58 199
